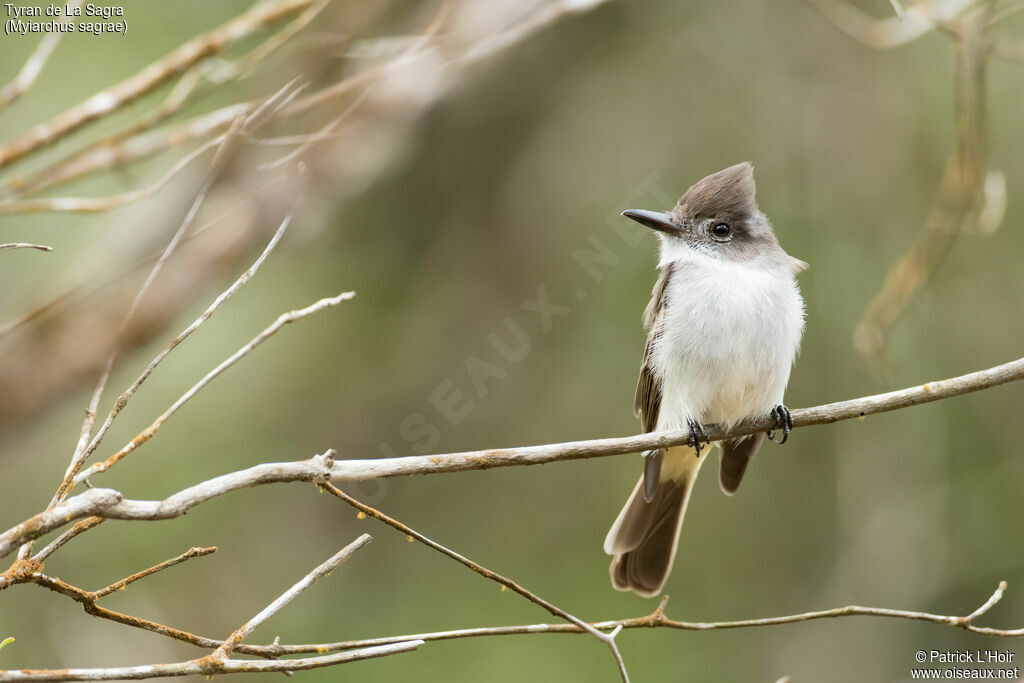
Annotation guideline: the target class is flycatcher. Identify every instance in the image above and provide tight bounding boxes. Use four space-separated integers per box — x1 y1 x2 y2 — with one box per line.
604 162 807 596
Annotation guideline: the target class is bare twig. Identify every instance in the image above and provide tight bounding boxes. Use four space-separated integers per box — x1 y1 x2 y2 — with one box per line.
1 489 122 562
326 354 1024 481
58 186 295 501
214 535 372 658
31 517 103 563
0 536 408 682
3 354 1022 559
0 641 423 682
93 546 216 599
6 574 1019 672
0 243 51 252
49 117 246 510
73 291 356 484
317 485 631 683
3 560 244 647
219 580 1024 653
807 0 974 48
964 580 1007 623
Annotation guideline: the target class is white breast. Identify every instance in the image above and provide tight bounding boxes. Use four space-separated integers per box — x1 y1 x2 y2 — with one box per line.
651 248 804 431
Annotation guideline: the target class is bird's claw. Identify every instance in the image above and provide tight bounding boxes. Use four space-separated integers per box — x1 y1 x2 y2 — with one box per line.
767 404 793 444
687 419 710 457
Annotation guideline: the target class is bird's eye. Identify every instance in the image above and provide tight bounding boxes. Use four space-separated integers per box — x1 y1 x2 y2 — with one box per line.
711 223 731 239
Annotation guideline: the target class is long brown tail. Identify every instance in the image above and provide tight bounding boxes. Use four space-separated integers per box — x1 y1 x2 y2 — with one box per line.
604 446 703 597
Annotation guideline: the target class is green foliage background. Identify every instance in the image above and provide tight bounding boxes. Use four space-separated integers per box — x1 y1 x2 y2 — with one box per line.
1 1 1023 681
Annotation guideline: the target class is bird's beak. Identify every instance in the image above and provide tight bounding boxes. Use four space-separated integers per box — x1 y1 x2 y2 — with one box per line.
621 209 682 237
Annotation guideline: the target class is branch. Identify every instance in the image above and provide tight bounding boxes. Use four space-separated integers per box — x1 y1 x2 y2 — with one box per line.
11 574 1017 673
72 290 356 485
57 180 295 501
213 535 372 658
0 641 423 682
2 355 1021 559
229 581 1024 656
0 489 121 561
318 485 630 682
807 0 973 48
327 354 1024 480
31 517 103 562
43 117 248 529
0 243 52 252
93 546 216 599
0 535 422 682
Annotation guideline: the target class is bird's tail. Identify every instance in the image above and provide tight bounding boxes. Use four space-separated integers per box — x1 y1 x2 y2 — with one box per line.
604 445 705 597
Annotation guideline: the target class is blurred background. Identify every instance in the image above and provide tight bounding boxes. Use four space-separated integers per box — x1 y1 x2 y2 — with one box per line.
1 0 1023 681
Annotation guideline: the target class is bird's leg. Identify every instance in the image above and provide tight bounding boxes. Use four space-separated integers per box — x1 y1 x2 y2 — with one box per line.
687 419 710 457
767 404 794 444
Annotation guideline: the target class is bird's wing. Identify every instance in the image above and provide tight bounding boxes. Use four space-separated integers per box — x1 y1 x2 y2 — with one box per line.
634 264 673 434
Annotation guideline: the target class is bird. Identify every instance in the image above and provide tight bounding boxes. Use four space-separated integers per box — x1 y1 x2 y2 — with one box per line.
604 162 807 597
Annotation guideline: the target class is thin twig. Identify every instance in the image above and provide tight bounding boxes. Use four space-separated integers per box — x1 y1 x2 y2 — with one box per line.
49 117 246 509
1 489 122 562
0 641 423 681
214 535 372 658
807 0 975 49
219 580 1024 652
0 243 52 252
59 180 296 501
93 546 217 599
6 575 1020 670
964 580 1007 622
2 569 241 647
3 354 1023 558
74 291 356 484
323 354 1024 481
31 517 103 562
317 485 631 683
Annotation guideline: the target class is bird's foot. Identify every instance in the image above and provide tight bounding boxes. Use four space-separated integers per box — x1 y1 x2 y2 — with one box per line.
687 419 710 457
767 404 794 444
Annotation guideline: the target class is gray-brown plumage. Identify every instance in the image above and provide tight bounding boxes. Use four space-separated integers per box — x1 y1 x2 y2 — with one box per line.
605 259 701 596
605 162 806 597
